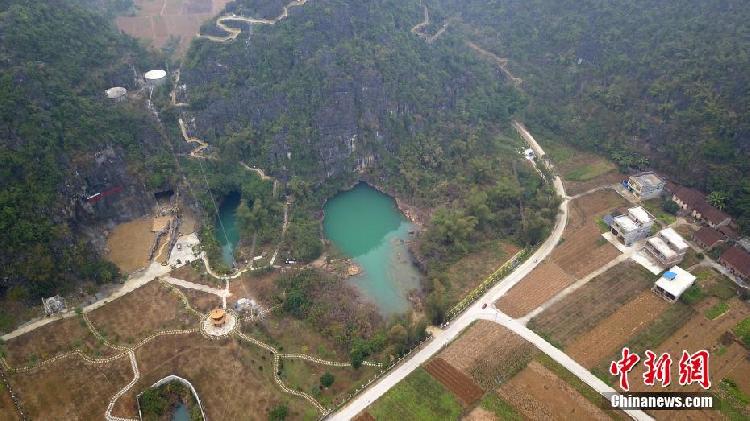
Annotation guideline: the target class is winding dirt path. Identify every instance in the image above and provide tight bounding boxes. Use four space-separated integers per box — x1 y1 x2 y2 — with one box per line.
178 118 210 158
467 41 523 87
410 4 455 44
201 0 311 43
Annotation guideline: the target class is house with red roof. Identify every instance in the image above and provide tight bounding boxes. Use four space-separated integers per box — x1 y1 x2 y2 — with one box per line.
693 227 725 250
719 246 750 282
672 186 732 228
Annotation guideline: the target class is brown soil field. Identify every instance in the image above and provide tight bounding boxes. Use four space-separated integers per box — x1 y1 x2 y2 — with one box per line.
9 355 132 420
4 316 116 366
463 407 496 421
629 297 750 395
565 170 625 197
178 212 197 235
552 191 625 278
114 333 313 419
440 321 535 390
116 0 233 55
566 291 669 368
497 360 610 421
0 384 20 421
106 217 156 273
181 288 221 313
354 412 376 421
551 223 620 278
230 270 280 305
425 358 484 406
87 281 199 345
566 189 628 229
444 241 520 305
528 261 656 348
496 260 575 318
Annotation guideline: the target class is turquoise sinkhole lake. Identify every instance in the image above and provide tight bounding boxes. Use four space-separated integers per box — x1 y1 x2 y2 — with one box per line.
323 183 421 314
216 191 241 267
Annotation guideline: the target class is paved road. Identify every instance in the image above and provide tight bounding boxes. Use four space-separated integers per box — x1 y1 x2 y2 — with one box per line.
331 123 571 420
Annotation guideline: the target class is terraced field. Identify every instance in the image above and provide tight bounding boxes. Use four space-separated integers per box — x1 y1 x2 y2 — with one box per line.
424 358 484 406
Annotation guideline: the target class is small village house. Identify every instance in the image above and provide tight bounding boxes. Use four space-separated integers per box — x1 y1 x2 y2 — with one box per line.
611 206 655 246
652 266 697 303
627 172 665 200
644 227 689 267
693 227 724 250
672 186 732 228
719 246 750 282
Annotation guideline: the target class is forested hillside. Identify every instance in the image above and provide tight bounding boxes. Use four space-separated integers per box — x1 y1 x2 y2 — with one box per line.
432 0 750 232
182 0 559 311
0 0 174 312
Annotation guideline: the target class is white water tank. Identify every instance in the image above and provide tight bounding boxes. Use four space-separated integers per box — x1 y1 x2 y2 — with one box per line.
105 86 127 101
144 69 167 86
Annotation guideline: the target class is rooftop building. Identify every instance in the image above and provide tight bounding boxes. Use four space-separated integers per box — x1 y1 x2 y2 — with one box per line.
628 172 665 200
693 227 724 249
644 228 688 267
653 266 696 303
611 206 655 245
719 246 750 282
672 186 732 228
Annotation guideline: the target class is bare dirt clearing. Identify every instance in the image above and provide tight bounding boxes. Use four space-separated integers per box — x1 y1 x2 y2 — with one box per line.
439 321 535 390
566 291 669 368
497 360 610 421
116 0 233 55
424 358 484 406
106 217 156 273
9 356 132 420
528 261 656 349
116 334 313 419
88 281 198 345
4 316 115 366
444 241 520 305
496 260 574 318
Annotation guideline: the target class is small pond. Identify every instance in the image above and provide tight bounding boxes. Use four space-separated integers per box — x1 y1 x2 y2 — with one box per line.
216 191 241 267
323 183 421 314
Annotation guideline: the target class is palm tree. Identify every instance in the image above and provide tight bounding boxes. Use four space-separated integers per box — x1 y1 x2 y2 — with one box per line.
707 191 728 210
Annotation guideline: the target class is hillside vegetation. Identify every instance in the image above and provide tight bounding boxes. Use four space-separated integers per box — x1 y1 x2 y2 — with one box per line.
433 0 750 231
0 0 173 318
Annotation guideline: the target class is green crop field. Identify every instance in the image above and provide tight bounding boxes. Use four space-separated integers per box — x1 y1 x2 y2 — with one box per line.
368 368 462 421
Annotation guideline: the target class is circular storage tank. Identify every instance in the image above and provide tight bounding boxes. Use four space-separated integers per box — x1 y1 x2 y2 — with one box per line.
144 69 167 80
105 87 127 100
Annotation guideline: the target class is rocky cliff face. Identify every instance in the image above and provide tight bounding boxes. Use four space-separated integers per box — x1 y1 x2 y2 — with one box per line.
181 0 519 189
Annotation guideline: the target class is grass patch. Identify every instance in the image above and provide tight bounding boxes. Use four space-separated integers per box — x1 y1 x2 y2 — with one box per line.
480 392 522 420
564 161 616 182
680 284 705 305
716 378 750 420
705 302 730 320
596 218 610 233
641 199 677 226
368 368 462 421
733 317 750 348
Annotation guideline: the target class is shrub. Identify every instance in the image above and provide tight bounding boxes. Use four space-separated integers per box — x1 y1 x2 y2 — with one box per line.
320 372 335 388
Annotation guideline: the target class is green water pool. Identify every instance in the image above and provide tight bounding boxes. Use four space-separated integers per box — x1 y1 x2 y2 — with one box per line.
323 183 421 314
216 191 241 267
